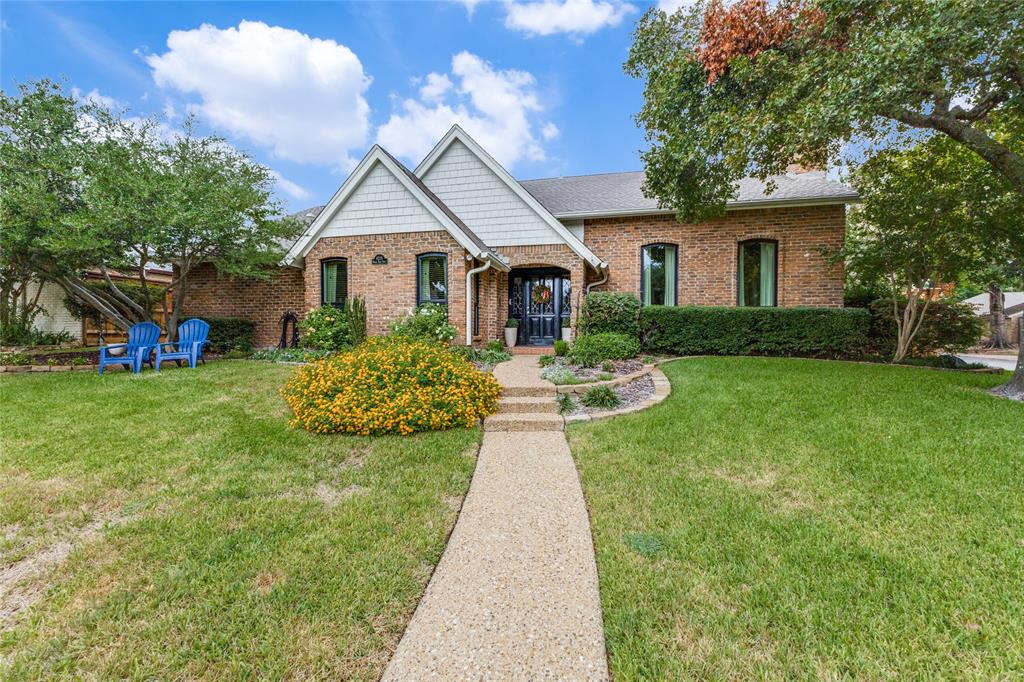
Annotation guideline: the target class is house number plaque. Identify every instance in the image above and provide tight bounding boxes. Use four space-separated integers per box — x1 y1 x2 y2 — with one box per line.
371 254 388 265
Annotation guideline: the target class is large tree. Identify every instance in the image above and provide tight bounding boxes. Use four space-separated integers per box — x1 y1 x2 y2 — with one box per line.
844 133 1021 362
626 0 1024 395
1 80 300 340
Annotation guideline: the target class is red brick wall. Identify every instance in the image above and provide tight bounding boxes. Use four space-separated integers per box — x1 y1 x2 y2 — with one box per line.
305 231 470 339
181 263 305 348
582 205 845 307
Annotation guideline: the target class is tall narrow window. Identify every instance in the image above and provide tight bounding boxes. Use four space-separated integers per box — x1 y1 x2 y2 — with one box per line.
417 253 448 306
321 259 348 307
641 244 677 306
738 240 777 307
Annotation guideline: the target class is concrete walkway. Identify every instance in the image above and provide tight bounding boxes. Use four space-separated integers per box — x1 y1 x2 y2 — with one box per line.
382 356 609 680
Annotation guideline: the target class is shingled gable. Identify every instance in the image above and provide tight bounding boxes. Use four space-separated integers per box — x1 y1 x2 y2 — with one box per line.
414 125 606 271
282 144 508 271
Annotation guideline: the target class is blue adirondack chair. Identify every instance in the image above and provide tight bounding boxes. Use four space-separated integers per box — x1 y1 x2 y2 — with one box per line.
154 319 210 371
98 322 161 374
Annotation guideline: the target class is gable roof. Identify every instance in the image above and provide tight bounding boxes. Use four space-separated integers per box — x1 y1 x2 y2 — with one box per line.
520 171 858 218
282 145 507 271
415 125 606 270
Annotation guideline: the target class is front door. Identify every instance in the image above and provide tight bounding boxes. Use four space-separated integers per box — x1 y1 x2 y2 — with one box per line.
509 270 570 346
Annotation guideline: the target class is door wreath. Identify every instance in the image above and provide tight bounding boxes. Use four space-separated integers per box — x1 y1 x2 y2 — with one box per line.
531 283 553 306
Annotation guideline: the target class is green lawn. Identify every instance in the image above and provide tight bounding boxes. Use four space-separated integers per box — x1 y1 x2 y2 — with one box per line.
568 358 1024 680
0 362 478 680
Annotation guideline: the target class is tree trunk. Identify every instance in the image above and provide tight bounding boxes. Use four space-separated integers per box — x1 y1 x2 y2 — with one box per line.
991 340 1024 401
890 285 931 363
986 281 1010 349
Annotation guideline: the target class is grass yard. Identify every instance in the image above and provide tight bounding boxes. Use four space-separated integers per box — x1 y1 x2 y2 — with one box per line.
568 358 1024 680
0 361 479 680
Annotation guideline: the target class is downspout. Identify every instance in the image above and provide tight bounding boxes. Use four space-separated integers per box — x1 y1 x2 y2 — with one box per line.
465 258 493 346
585 263 609 294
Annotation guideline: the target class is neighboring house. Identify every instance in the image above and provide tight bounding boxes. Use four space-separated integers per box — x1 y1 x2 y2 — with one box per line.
182 125 858 349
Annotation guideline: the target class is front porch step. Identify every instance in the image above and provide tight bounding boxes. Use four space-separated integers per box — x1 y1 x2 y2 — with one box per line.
501 385 556 398
498 396 559 414
483 413 564 432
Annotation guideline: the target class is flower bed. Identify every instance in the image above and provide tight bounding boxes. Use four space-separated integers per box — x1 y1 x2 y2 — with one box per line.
541 356 645 385
283 337 501 436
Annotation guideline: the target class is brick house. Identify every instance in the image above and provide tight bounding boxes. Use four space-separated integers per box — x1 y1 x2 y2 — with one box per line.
183 125 857 349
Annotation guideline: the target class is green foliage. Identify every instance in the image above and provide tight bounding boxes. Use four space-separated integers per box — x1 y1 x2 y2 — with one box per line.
556 393 577 415
626 1 1024 222
299 305 352 351
486 339 505 353
0 323 74 347
553 339 569 357
250 347 336 363
601 360 616 373
1 79 301 333
190 316 256 353
569 332 641 367
504 318 520 328
63 280 156 322
578 293 641 337
582 385 622 409
390 304 456 344
0 351 30 366
344 296 367 345
538 354 555 368
542 367 584 386
639 306 870 357
451 345 513 367
864 299 984 357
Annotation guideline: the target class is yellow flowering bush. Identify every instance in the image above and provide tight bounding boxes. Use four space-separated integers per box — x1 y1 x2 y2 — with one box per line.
283 337 501 436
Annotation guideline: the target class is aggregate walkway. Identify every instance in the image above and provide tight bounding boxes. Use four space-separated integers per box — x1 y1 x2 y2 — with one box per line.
382 355 609 680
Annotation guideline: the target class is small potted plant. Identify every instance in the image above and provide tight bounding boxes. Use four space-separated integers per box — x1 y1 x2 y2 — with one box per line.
560 317 572 344
504 319 519 348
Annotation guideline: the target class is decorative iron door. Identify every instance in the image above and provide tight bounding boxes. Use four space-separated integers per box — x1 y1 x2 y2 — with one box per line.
509 270 569 346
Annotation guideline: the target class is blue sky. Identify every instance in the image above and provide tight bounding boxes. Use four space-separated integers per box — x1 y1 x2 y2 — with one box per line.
2 0 687 212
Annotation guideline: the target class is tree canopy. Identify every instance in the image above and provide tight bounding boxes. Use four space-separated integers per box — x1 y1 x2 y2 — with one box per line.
626 0 1024 221
0 79 300 337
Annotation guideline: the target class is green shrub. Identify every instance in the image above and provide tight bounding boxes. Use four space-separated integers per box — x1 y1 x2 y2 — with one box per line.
578 293 640 337
639 306 870 357
556 393 576 415
601 360 616 372
486 339 505 353
568 332 641 367
345 296 368 345
0 352 30 366
283 337 500 436
553 339 569 356
505 318 519 328
390 304 457 344
582 385 621 408
298 306 352 351
0 323 75 347
538 354 555 368
190 316 256 353
865 298 983 356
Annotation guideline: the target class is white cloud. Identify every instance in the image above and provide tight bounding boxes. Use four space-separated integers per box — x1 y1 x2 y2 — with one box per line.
71 87 123 110
269 170 312 200
504 0 635 37
146 21 371 168
456 0 488 16
657 0 698 13
377 51 554 169
420 73 453 102
540 121 560 140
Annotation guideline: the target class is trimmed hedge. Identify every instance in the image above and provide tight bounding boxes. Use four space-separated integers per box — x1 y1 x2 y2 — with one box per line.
578 293 640 337
187 316 256 353
639 306 870 357
568 332 641 367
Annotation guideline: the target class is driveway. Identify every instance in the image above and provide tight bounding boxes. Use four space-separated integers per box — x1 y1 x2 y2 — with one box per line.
957 353 1019 371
